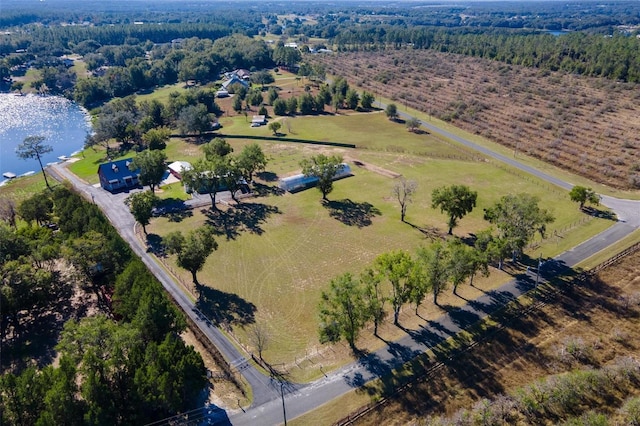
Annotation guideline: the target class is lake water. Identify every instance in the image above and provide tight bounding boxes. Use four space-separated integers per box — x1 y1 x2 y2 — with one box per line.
0 93 92 186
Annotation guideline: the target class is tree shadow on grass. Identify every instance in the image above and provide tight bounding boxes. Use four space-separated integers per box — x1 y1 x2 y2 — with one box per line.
145 233 165 256
323 199 381 228
252 182 285 198
204 202 281 240
196 285 256 327
153 198 193 223
582 206 617 221
405 221 444 241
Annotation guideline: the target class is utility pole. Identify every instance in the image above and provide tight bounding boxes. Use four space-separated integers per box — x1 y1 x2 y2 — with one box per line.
280 381 287 426
536 254 542 286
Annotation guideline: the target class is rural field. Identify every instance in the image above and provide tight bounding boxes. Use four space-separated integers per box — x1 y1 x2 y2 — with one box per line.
145 109 613 382
310 50 640 190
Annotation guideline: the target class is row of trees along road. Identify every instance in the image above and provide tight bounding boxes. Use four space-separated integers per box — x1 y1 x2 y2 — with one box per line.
0 187 207 425
319 188 555 350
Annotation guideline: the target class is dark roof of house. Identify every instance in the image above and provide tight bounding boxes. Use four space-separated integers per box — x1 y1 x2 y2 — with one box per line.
97 158 139 181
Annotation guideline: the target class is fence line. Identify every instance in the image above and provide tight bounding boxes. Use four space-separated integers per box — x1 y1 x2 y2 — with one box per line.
333 240 640 425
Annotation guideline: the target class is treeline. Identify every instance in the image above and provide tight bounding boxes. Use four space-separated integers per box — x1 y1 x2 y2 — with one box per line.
11 32 275 106
5 23 231 55
330 26 640 83
5 0 638 35
85 87 223 155
0 187 207 425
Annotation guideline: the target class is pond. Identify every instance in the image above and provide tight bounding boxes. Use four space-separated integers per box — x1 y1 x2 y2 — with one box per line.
0 93 92 185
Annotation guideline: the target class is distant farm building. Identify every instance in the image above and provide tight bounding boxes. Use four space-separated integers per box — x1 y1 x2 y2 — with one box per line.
168 161 192 180
251 115 267 126
278 163 352 193
224 69 251 80
222 75 249 90
97 158 140 192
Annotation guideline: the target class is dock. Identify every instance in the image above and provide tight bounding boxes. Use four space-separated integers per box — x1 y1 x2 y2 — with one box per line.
2 172 16 179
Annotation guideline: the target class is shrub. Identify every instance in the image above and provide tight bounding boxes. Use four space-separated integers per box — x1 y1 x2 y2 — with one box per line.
619 397 640 426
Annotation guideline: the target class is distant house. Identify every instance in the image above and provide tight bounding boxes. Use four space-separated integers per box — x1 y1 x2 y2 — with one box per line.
235 69 251 80
251 115 267 125
224 69 251 80
222 75 249 90
61 58 74 67
167 161 192 180
97 158 140 192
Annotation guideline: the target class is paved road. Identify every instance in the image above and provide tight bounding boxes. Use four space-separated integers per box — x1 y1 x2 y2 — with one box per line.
47 106 640 425
46 165 287 410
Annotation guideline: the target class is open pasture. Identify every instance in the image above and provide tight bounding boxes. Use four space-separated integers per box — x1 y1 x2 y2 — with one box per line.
146 111 613 380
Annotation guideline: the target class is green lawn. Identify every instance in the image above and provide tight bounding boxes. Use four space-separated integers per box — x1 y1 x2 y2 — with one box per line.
0 173 48 203
146 111 613 378
134 82 190 104
370 90 640 200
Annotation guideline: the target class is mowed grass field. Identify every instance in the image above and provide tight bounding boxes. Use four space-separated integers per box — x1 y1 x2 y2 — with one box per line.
143 111 614 379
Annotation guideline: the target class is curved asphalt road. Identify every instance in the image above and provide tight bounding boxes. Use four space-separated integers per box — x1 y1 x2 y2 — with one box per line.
47 105 640 425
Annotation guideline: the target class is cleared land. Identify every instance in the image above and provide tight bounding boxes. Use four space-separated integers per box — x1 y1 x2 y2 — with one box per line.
310 50 640 190
145 111 613 382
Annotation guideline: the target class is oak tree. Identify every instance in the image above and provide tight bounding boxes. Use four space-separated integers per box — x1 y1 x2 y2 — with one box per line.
300 154 344 201
431 184 478 234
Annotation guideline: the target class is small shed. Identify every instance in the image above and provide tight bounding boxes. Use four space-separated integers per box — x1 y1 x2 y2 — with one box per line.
168 161 192 180
216 89 229 98
97 158 140 192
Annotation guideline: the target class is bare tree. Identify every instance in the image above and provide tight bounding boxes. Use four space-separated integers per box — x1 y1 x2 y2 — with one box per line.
392 177 418 222
249 323 270 361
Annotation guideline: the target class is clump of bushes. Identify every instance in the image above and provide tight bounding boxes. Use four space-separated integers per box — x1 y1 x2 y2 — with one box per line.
423 357 640 425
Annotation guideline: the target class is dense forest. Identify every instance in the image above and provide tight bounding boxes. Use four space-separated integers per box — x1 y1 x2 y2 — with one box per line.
0 187 207 424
